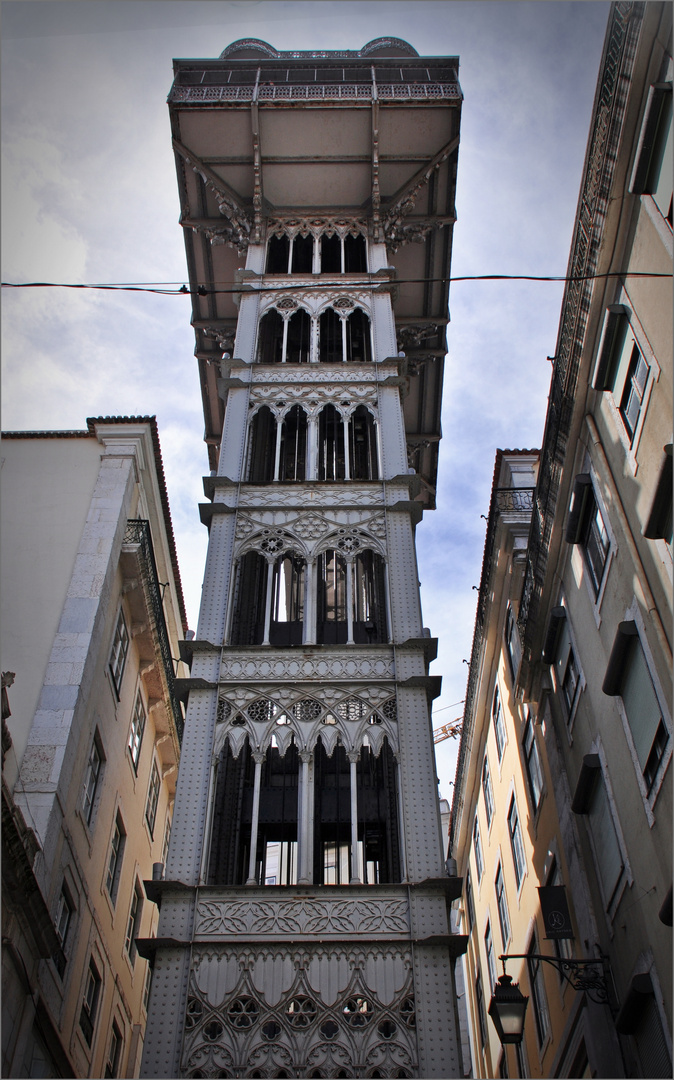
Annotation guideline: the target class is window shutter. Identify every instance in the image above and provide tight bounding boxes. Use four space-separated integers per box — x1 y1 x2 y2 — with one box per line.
542 606 566 662
571 754 601 814
629 83 673 194
616 972 673 1079
635 996 673 1079
554 619 572 688
644 445 673 540
592 305 629 391
565 475 592 543
619 637 663 771
602 620 639 695
588 776 623 905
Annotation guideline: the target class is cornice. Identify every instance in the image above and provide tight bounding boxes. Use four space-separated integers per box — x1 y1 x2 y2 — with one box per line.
517 1 645 695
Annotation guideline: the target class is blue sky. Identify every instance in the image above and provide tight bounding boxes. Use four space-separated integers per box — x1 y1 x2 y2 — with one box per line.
1 0 610 798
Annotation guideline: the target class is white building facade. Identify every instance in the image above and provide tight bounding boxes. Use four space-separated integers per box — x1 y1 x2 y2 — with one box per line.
140 38 467 1079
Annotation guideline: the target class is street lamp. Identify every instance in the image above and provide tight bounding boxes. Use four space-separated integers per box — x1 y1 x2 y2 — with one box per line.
489 950 613 1048
488 974 529 1045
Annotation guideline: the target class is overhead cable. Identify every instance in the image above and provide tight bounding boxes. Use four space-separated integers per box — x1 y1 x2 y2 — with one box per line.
1 270 671 297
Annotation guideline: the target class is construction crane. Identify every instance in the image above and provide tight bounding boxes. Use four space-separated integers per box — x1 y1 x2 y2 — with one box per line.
433 717 463 744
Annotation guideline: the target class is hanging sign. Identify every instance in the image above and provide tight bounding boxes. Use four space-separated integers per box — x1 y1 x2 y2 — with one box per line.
538 886 574 939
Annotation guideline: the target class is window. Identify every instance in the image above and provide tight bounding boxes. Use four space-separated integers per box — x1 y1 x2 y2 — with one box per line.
344 233 367 272
104 1021 123 1079
320 233 341 273
105 812 126 903
619 343 650 442
318 405 346 480
142 965 153 1014
231 546 315 649
317 306 372 363
504 604 522 683
319 308 343 363
482 756 495 828
594 309 655 454
271 309 313 364
473 816 484 881
316 546 387 646
317 549 347 644
508 797 526 889
109 608 129 698
145 760 161 838
82 736 103 826
565 476 610 596
266 232 316 274
522 712 543 810
586 769 625 908
561 644 581 718
349 406 378 479
495 863 510 948
54 883 74 976
352 550 388 643
465 869 476 933
515 1042 528 1078
125 882 143 963
317 231 367 273
247 406 277 482
128 692 146 773
161 813 171 871
79 957 102 1047
230 551 268 645
279 406 307 480
475 970 488 1049
345 309 372 363
55 885 74 945
582 494 610 595
604 622 669 796
290 234 313 274
484 920 497 991
548 610 583 725
492 687 506 761
270 552 305 646
527 932 550 1048
257 310 284 364
266 234 290 273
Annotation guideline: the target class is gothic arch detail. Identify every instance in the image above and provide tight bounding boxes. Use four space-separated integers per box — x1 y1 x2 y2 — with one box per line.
214 689 398 759
182 945 418 1078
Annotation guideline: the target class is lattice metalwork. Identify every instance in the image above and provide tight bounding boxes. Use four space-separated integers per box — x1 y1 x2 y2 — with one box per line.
182 945 418 1078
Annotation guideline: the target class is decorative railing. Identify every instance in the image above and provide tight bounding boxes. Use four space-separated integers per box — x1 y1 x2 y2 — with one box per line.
170 82 461 104
123 519 184 744
495 487 535 513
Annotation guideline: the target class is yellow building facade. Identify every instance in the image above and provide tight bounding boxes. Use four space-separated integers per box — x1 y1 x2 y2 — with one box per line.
450 451 620 1077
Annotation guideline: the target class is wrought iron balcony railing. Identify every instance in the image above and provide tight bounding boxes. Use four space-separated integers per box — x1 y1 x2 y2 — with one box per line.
495 487 535 513
170 82 461 105
123 519 184 744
